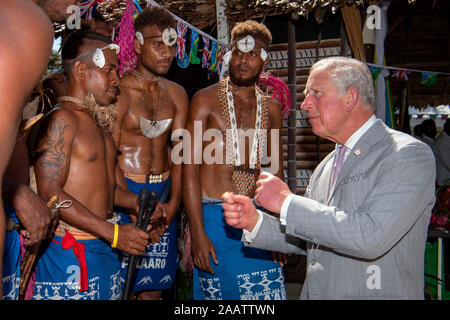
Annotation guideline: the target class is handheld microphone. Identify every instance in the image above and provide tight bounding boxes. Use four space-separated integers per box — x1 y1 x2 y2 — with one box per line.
136 188 150 229
142 190 158 231
122 187 152 300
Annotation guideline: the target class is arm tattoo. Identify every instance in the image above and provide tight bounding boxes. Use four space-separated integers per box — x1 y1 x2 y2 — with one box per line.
37 118 70 182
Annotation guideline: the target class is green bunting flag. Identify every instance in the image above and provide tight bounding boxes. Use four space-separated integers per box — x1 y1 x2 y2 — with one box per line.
421 72 438 87
210 41 219 72
368 66 382 81
189 30 201 65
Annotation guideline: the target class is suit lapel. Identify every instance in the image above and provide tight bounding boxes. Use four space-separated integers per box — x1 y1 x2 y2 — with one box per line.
308 151 335 203
327 120 388 204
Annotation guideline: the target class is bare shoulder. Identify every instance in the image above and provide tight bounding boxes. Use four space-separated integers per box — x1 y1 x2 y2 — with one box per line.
163 78 189 101
265 95 283 114
188 83 219 117
40 105 79 136
264 95 283 128
192 82 219 106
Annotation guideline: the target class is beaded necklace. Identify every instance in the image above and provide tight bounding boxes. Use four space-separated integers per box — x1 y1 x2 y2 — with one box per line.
218 77 268 196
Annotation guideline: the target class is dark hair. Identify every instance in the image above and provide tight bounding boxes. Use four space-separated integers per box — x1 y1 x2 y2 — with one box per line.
421 119 437 139
413 124 423 137
61 29 111 61
61 29 111 78
230 20 272 49
92 10 108 25
134 6 176 32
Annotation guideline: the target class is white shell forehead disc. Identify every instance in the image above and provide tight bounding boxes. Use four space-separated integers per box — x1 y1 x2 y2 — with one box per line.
92 49 105 68
162 27 177 46
92 44 120 69
237 35 255 52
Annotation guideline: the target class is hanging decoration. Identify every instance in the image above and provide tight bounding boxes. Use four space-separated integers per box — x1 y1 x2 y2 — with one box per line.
80 0 104 20
257 73 291 117
391 69 410 81
366 63 449 88
132 0 143 19
216 46 226 75
114 0 138 77
112 0 230 76
368 65 383 81
201 36 211 70
147 0 228 75
175 22 190 68
210 41 219 72
189 30 201 65
421 72 438 87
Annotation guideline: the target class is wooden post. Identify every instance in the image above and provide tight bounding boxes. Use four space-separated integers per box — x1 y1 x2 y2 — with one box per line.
216 0 229 45
287 15 297 193
400 82 406 130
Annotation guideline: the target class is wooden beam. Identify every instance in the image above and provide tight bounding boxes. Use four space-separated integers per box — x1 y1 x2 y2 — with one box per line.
287 16 297 193
216 0 229 45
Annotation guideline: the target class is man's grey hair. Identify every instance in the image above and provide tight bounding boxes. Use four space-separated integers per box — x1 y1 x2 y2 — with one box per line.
310 57 375 110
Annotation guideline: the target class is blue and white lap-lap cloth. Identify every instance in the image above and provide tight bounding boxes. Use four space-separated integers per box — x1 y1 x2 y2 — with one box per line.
117 172 178 293
193 197 286 300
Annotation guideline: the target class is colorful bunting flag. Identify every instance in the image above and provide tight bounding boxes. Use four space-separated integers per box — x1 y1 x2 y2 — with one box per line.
80 0 102 20
209 41 219 72
201 36 211 70
368 66 383 81
146 0 228 73
189 30 201 65
217 46 226 74
392 69 410 80
132 0 143 19
176 22 189 68
421 72 438 87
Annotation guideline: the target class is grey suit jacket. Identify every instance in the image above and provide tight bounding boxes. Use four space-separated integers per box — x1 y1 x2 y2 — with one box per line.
247 120 436 299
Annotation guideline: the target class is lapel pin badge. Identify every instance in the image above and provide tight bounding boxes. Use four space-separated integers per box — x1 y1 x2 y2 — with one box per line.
353 148 361 156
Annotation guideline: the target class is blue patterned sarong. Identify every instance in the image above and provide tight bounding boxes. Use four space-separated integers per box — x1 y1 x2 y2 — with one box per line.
193 199 286 300
32 232 122 300
117 177 178 292
2 206 21 300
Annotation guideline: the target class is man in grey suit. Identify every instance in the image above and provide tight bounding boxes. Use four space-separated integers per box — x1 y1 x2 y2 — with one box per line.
222 57 436 299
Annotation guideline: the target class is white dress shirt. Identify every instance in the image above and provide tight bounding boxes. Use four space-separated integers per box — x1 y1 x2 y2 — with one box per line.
244 115 378 242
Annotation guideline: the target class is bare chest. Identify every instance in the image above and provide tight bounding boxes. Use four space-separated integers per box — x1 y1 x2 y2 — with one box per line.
124 89 175 133
73 121 116 164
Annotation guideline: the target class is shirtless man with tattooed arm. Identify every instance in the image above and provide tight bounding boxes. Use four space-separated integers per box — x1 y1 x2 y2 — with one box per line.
32 30 149 300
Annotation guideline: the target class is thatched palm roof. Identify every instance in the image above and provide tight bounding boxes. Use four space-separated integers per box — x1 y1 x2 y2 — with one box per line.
93 0 385 30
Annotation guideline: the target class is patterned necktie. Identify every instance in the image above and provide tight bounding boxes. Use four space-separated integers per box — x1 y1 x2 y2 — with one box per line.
330 145 347 189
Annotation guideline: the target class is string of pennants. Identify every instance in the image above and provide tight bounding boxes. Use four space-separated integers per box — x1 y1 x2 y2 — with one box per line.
79 0 103 19
79 1 450 86
367 62 450 87
146 0 228 74
80 0 228 76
